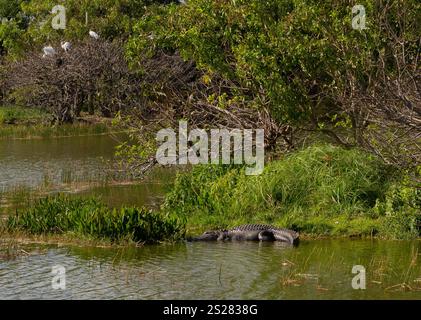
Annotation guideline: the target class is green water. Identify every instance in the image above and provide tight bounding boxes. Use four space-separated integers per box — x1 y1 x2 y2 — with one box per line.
1 240 421 299
1 131 421 299
0 134 119 189
0 134 172 210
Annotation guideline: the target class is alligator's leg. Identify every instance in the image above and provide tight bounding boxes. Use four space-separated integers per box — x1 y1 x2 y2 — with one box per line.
273 231 294 244
217 231 229 241
258 230 276 241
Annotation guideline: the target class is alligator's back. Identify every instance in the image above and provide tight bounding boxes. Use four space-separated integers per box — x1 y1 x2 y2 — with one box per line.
192 224 299 244
229 224 299 243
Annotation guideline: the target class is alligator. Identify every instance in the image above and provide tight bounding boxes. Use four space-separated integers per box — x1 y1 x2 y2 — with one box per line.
191 224 299 245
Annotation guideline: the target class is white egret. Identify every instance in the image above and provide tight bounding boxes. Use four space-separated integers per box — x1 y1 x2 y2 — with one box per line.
42 46 56 58
89 30 100 40
61 41 71 52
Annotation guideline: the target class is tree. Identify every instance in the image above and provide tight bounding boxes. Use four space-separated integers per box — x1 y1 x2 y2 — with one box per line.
126 0 420 166
0 0 28 56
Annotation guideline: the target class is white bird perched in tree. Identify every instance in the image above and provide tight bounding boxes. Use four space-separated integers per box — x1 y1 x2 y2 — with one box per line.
61 41 71 52
178 0 187 4
42 46 56 58
89 30 100 40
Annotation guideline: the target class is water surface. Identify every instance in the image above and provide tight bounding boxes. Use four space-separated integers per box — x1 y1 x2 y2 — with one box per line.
0 134 172 210
1 240 421 299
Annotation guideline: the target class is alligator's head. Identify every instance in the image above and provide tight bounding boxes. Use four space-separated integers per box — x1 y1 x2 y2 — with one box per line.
192 230 226 241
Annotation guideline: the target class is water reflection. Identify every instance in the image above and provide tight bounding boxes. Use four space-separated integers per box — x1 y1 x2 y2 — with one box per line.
0 134 175 210
0 135 119 189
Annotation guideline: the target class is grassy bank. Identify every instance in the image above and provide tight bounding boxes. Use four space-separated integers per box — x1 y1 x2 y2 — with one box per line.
163 144 420 240
3 195 185 244
0 106 47 125
0 105 126 139
0 122 114 140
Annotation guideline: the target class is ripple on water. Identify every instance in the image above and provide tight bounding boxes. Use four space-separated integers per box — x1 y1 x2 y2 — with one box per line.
0 242 295 299
1 240 421 299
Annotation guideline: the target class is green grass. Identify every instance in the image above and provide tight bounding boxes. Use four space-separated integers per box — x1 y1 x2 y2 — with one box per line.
0 105 123 139
5 195 186 243
163 144 421 239
0 106 47 125
0 122 115 139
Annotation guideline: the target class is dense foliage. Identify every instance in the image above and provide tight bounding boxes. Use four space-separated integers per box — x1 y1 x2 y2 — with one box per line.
0 0 177 56
164 144 420 239
6 195 186 242
127 0 420 165
0 0 28 56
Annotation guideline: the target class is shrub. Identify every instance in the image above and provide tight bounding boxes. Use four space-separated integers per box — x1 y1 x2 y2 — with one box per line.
4 40 140 123
0 108 20 124
375 172 421 239
0 106 46 124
